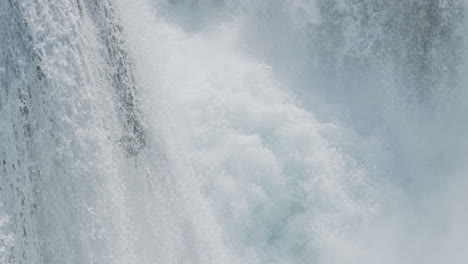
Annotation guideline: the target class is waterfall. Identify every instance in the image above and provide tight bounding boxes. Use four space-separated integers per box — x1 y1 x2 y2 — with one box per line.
1 0 467 263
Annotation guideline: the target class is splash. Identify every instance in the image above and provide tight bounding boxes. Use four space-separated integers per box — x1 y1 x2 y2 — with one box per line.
1 0 468 263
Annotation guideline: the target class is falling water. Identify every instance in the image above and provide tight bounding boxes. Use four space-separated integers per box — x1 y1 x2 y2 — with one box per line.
1 0 467 263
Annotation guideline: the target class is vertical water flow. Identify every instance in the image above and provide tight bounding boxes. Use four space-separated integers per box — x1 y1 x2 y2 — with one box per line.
0 0 239 263
0 0 140 262
1 0 468 263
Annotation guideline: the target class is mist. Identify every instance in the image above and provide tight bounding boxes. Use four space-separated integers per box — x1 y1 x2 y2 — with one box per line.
1 0 468 263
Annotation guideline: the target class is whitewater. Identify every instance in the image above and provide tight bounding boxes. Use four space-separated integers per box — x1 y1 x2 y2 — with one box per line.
1 0 468 263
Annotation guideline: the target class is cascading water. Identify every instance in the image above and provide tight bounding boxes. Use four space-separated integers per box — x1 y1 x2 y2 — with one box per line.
1 0 467 263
